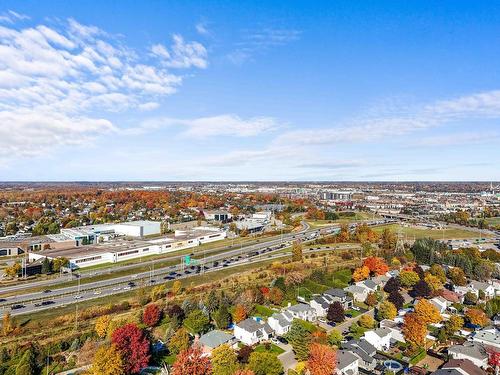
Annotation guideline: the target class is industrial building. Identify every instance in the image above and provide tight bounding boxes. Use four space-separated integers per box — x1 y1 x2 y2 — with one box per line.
29 226 226 268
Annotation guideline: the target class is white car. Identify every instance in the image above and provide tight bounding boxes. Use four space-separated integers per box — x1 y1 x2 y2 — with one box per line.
93 290 102 295
123 286 131 291
74 295 82 299
352 306 360 311
112 287 121 291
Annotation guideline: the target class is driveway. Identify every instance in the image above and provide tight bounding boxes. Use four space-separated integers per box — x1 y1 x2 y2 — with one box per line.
277 343 297 372
318 308 375 333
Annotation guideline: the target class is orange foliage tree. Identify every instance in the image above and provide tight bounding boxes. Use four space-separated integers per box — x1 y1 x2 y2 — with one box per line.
353 266 370 282
414 299 441 326
172 346 212 375
307 343 337 375
402 312 427 348
363 257 389 276
465 308 489 327
233 305 247 323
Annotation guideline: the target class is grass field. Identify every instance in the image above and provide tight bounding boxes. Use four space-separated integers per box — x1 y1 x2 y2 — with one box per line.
307 212 380 229
373 224 491 240
254 343 285 355
485 217 500 228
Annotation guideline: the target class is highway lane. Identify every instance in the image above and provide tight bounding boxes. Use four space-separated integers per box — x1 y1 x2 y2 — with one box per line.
0 222 314 295
2 245 356 317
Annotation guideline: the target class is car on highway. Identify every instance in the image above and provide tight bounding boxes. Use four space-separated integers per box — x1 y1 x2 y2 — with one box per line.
93 290 102 295
43 289 52 293
74 295 82 299
112 287 121 291
0 298 7 303
127 282 136 287
11 304 25 310
123 286 131 291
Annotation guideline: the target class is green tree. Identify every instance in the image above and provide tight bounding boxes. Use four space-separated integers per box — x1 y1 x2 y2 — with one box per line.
183 309 210 335
168 328 190 355
41 257 52 274
285 320 312 361
377 301 397 321
211 344 239 375
247 352 283 375
213 304 232 329
15 348 37 375
327 329 342 346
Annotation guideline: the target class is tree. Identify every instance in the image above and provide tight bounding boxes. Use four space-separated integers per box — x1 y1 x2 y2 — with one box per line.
285 320 312 361
233 305 247 323
234 370 255 375
363 257 389 276
168 328 190 355
465 308 489 327
337 224 350 242
402 313 427 348
352 266 370 282
429 264 446 283
41 257 52 274
445 315 464 334
412 280 431 298
327 329 342 347
414 299 441 326
377 301 397 320
172 346 212 375
448 267 467 286
327 302 344 323
424 273 443 294
307 343 336 375
292 240 303 262
399 270 420 288
365 292 378 307
2 312 13 336
268 287 284 305
358 314 375 329
383 277 401 294
211 344 239 375
89 344 125 375
214 304 232 329
237 345 254 364
143 303 162 327
183 309 210 335
388 291 404 311
172 280 182 295
111 323 151 374
463 292 478 305
95 315 111 338
247 352 283 375
5 262 21 278
15 347 37 375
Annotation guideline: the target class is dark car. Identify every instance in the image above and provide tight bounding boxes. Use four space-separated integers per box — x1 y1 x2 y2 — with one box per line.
277 336 288 344
164 276 175 280
11 304 25 310
41 301 54 306
128 282 136 287
0 298 7 303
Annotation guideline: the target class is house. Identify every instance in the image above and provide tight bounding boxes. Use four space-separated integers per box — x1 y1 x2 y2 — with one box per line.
472 327 500 349
355 279 378 293
372 274 389 288
342 339 377 371
234 318 272 346
286 303 317 322
440 358 487 375
429 296 449 314
336 350 359 375
439 289 461 304
362 328 392 351
492 313 500 326
344 285 369 303
469 281 495 299
198 330 236 354
448 343 488 369
379 319 405 343
267 311 294 336
324 288 354 309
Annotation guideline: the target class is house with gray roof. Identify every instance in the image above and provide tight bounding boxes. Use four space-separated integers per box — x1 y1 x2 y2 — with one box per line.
234 318 273 345
448 342 488 369
441 359 487 375
336 350 359 375
198 330 235 354
472 327 500 349
342 339 377 371
344 285 369 303
268 311 294 336
286 303 317 322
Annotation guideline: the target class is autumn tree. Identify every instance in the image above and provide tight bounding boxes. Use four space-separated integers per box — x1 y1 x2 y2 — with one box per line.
292 240 303 262
414 299 441 326
337 223 350 242
268 287 284 305
380 228 396 250
327 329 342 347
424 273 443 294
95 315 111 338
172 280 182 295
352 266 370 282
247 352 283 375
402 313 427 348
463 292 478 305
465 308 489 327
307 343 336 375
358 314 375 329
172 346 212 375
364 292 378 307
377 301 397 321
399 270 420 288
2 312 14 336
233 305 247 323
142 303 162 327
168 328 190 355
363 257 389 276
445 315 464 334
211 344 239 375
383 277 401 294
429 264 446 283
388 291 404 311
111 323 151 374
448 267 467 286
327 302 345 323
89 344 125 375
412 280 431 298
183 309 210 335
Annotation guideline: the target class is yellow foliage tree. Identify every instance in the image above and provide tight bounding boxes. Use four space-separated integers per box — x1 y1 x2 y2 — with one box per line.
414 299 441 326
172 280 182 295
95 315 112 338
424 273 443 294
352 266 370 282
402 313 427 348
89 344 125 375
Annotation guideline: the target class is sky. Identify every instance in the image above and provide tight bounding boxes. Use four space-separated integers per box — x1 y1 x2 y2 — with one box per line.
0 1 499 181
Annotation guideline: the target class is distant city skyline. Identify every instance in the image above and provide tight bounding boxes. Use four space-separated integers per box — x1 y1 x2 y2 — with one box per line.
0 1 499 181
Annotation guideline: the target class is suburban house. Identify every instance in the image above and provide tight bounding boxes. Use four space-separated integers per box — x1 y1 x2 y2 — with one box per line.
448 343 489 369
439 289 462 304
379 319 405 343
198 330 236 355
472 327 500 349
336 350 359 375
342 339 378 371
267 311 294 336
439 359 487 375
233 318 272 345
362 328 392 351
344 285 369 303
324 288 354 309
429 296 449 314
310 289 353 317
454 281 495 299
355 279 378 293
286 303 317 322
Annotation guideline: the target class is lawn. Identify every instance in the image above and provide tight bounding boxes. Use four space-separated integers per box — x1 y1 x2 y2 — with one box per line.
254 343 285 355
372 224 491 239
485 217 500 228
307 212 379 228
344 309 362 318
253 304 275 318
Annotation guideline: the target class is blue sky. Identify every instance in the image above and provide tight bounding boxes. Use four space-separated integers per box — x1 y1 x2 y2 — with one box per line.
0 1 499 181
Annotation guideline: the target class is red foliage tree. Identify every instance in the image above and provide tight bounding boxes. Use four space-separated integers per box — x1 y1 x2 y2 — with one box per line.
487 349 500 374
307 343 336 375
111 323 151 374
172 346 212 375
363 257 389 276
142 303 161 327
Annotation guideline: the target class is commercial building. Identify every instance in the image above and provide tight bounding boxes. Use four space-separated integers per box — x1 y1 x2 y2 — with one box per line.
29 226 226 269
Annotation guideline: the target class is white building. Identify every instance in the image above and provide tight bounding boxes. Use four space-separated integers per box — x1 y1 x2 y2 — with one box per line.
268 311 294 336
234 318 272 346
336 350 359 375
286 303 317 322
362 328 392 351
448 343 489 369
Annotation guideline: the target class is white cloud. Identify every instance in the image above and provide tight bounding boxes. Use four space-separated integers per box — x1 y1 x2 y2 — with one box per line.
136 114 280 138
195 22 210 36
0 10 30 24
415 132 500 146
151 34 208 69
